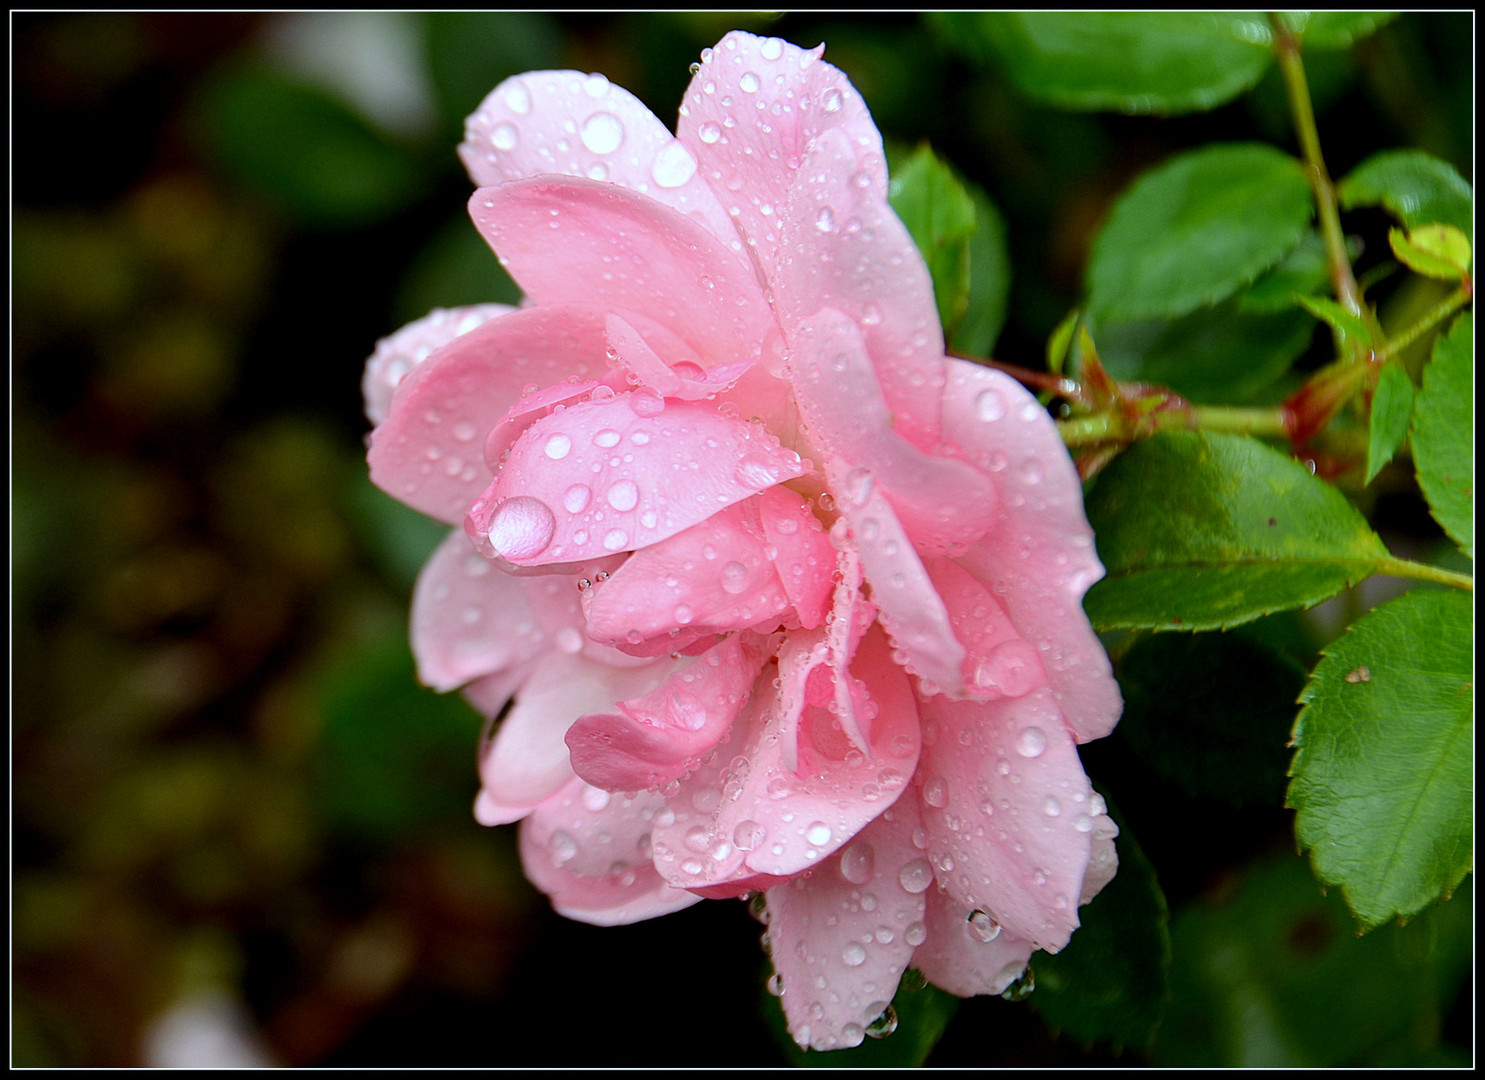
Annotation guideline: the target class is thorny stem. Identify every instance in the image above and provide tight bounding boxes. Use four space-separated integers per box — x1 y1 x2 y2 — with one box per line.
1374 557 1474 593
1269 13 1372 327
1055 403 1288 448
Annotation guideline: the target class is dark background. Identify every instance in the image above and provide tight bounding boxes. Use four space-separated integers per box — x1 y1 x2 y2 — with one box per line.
12 12 1472 1067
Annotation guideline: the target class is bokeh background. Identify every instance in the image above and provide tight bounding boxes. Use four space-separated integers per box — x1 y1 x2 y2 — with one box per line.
12 12 1473 1067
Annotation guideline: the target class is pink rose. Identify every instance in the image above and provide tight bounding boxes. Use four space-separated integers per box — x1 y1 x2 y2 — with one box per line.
364 31 1122 1051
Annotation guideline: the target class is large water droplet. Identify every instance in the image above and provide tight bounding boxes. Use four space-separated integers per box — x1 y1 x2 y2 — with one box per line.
504 83 531 115
563 484 592 513
698 121 722 144
602 528 630 551
488 497 556 561
491 122 518 151
759 37 784 60
839 842 876 885
805 821 832 846
866 1004 898 1039
739 71 761 94
580 111 624 154
1015 726 1048 759
652 140 698 188
922 775 949 808
967 909 1002 943
544 433 572 459
821 87 843 113
606 479 639 511
593 428 622 448
975 387 1007 422
898 858 933 894
720 560 749 594
734 819 766 851
842 942 867 967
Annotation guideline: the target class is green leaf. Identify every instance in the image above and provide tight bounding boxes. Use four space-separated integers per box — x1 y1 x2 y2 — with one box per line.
764 967 960 1067
890 145 978 338
1295 294 1376 348
1087 144 1314 322
1083 431 1390 631
1279 11 1399 49
951 184 1013 358
1045 309 1080 376
1092 298 1316 404
1156 852 1473 1066
1364 363 1414 485
1288 589 1473 930
1411 313 1473 558
1115 629 1306 805
1388 225 1471 280
1338 150 1473 242
195 64 423 228
1031 801 1171 1052
1238 231 1332 314
930 12 1275 115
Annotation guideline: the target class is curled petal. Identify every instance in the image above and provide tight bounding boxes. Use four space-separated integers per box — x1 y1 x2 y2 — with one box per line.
926 556 1046 701
916 689 1094 953
940 358 1122 742
363 304 513 426
566 635 768 792
412 529 551 692
779 133 946 447
519 775 703 926
478 651 672 818
368 305 610 524
651 623 921 890
467 396 805 566
679 31 888 288
911 887 1038 999
459 69 735 244
581 497 793 654
758 486 835 630
470 178 774 370
764 799 926 1052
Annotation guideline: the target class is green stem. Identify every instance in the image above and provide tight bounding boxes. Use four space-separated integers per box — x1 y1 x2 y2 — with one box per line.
1375 284 1473 364
1058 414 1120 448
1374 557 1474 592
1190 405 1290 439
1269 14 1371 327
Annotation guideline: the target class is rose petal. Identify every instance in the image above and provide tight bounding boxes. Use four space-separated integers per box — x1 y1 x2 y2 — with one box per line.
940 358 1122 742
791 307 994 553
470 178 774 370
581 497 793 653
651 623 921 889
459 69 736 245
916 687 1094 952
758 486 835 630
411 529 551 692
763 799 926 1051
368 305 610 524
911 887 1038 998
926 556 1047 701
478 650 673 814
518 775 703 926
678 31 888 289
779 131 946 448
565 634 767 792
363 304 513 426
466 396 805 566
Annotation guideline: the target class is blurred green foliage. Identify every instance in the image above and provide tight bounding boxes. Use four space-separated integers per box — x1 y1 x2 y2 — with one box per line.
12 11 1472 1068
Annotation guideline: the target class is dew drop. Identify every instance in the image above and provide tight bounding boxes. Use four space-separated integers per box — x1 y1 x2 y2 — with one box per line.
904 921 926 946
734 819 766 851
842 942 867 967
606 479 639 511
759 37 784 60
967 909 1002 943
579 111 624 154
544 433 572 459
487 497 556 561
739 71 761 94
839 842 876 885
720 560 749 594
652 140 699 188
504 84 531 115
898 858 933 894
866 1005 898 1039
603 528 630 551
1016 726 1048 759
1043 796 1062 817
593 428 622 448
821 87 843 113
805 821 832 846
698 121 722 144
491 122 518 151
563 484 592 513
814 206 836 233
922 776 949 808
975 387 1007 421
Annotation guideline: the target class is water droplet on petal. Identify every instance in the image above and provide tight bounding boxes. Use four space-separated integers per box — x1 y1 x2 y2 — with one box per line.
606 479 639 511
593 428 622 448
734 820 766 851
1015 726 1048 759
976 387 1007 422
805 821 832 846
815 206 836 232
544 433 572 459
839 842 876 885
842 942 867 967
504 84 531 115
491 122 518 151
739 71 761 94
923 776 949 808
488 497 556 561
967 909 1002 943
652 139 698 188
720 561 749 594
563 484 592 513
898 858 932 894
698 121 722 144
866 1005 898 1039
602 529 630 551
580 111 624 154
759 37 784 61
